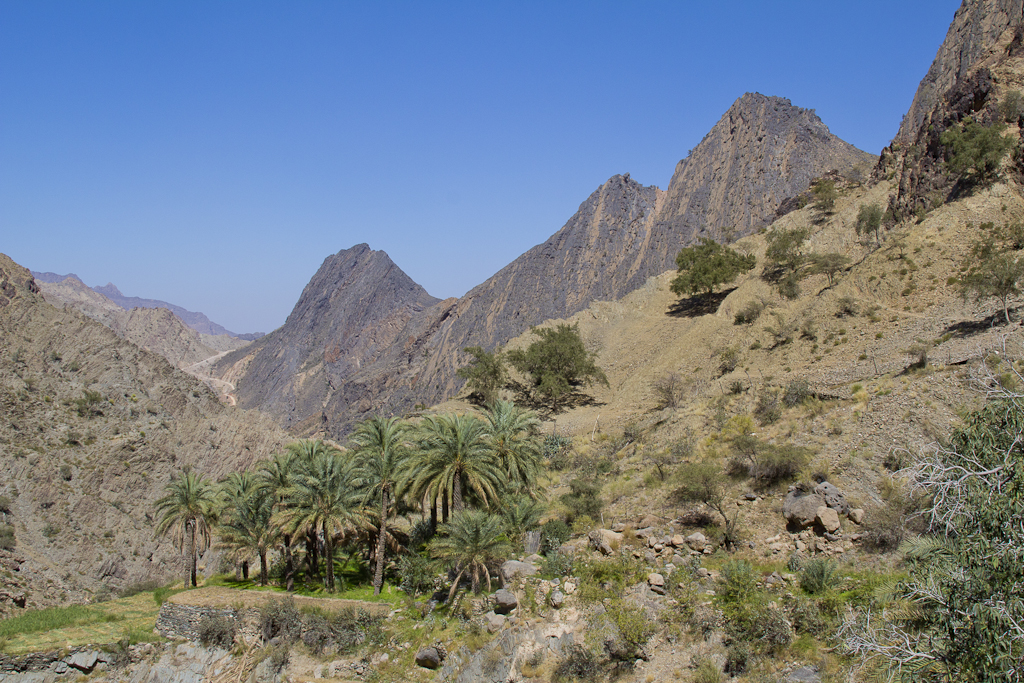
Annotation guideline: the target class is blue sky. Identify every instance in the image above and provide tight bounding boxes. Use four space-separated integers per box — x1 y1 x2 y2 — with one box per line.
1 1 961 334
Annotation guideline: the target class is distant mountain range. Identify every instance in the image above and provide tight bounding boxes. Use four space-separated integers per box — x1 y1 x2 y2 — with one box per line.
214 92 876 436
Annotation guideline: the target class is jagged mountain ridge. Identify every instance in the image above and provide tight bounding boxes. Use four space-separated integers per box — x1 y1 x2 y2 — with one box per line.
217 93 875 435
0 254 290 612
31 271 262 340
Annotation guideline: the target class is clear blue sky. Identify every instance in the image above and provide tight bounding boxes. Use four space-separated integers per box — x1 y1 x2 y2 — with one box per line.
1 1 961 334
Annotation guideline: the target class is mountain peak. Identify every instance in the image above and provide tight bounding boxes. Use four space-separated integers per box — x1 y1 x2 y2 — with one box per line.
93 282 124 298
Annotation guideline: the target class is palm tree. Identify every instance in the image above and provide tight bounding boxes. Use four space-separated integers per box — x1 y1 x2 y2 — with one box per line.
217 472 279 586
258 451 298 590
350 416 411 595
155 471 217 588
483 400 543 495
499 493 545 550
282 446 363 592
430 509 511 603
408 413 504 522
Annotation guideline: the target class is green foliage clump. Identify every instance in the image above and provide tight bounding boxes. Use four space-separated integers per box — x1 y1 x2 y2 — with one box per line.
560 479 602 524
718 559 757 603
543 434 574 470
197 614 236 649
812 178 838 216
754 389 782 425
507 323 608 406
807 252 851 286
763 227 809 297
604 601 655 661
669 238 756 299
940 117 1014 185
397 552 435 597
672 462 738 551
855 203 885 245
456 346 508 405
541 518 572 555
1000 91 1024 122
553 644 599 681
799 558 839 595
0 523 15 550
734 298 766 325
959 241 1024 325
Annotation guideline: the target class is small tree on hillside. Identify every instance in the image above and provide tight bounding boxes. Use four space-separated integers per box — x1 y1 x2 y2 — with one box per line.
807 252 851 287
940 117 1014 186
960 248 1024 325
456 346 507 405
507 323 608 407
763 227 809 298
672 461 739 551
669 238 756 300
812 179 838 217
855 203 885 246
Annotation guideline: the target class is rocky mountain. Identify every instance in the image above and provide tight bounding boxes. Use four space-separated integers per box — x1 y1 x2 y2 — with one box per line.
880 0 1024 218
32 272 262 340
0 253 290 612
35 274 249 372
216 94 875 436
895 0 1024 144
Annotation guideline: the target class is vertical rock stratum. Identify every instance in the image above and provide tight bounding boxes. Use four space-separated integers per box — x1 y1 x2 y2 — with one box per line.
217 93 874 435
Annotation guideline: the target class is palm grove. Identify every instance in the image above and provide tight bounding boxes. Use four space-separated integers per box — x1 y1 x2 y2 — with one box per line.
155 401 545 599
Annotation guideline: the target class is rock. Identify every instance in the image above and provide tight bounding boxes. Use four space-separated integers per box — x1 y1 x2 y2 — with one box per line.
493 589 518 615
501 559 538 582
816 506 841 533
525 553 544 564
848 508 865 524
783 489 827 528
550 590 565 608
744 492 758 501
685 532 707 551
787 665 821 682
634 527 655 539
67 650 100 672
670 534 685 547
415 647 443 669
696 568 710 579
638 514 662 529
814 482 850 515
648 573 666 595
611 522 627 532
484 611 506 633
587 529 621 555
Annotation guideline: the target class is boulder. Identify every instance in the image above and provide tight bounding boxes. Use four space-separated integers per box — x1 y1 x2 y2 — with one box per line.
648 573 666 595
816 506 841 533
848 508 865 525
587 529 621 555
550 590 565 608
814 482 850 515
787 665 821 682
783 489 827 528
670 534 685 547
685 532 707 551
415 647 442 669
634 527 655 539
493 589 518 615
501 560 538 582
484 611 506 633
67 651 100 672
638 514 662 528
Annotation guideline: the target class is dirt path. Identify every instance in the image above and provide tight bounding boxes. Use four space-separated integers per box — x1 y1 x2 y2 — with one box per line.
183 352 238 405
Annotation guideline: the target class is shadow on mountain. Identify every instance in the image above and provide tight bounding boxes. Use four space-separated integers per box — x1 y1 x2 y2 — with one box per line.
507 380 605 417
666 289 735 318
941 308 1021 339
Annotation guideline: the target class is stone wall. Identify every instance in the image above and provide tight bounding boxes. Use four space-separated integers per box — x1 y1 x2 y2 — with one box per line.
155 602 261 644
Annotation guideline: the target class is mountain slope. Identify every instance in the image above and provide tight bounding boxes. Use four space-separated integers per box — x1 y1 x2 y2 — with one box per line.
0 254 289 613
217 94 875 436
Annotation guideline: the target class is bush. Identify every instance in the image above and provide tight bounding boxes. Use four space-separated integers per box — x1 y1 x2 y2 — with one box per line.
604 603 655 661
751 443 812 487
41 522 60 540
1000 91 1024 122
734 300 766 325
799 558 839 595
670 238 756 299
541 519 572 555
197 614 236 648
754 390 782 425
836 296 860 317
718 346 740 375
718 559 757 603
693 657 723 683
723 641 751 676
553 644 599 681
0 524 15 550
544 435 574 470
724 602 793 654
560 479 602 524
782 379 812 407
456 346 507 405
397 552 435 597
0 496 10 514
786 596 826 634
652 372 686 409
542 550 573 578
940 117 1014 185
259 597 303 643
59 464 73 481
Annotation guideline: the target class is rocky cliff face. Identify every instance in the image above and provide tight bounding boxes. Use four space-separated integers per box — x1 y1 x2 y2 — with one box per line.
895 0 1024 144
879 0 1024 219
220 244 441 429
217 94 874 436
0 253 289 613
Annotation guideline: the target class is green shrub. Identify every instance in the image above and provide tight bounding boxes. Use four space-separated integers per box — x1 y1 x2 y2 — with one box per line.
734 300 766 325
560 479 602 523
718 559 757 603
544 435 574 470
752 443 812 487
800 558 839 595
541 519 572 555
604 602 655 661
754 390 782 425
940 117 1014 185
197 614 236 649
836 295 860 317
553 644 599 681
0 496 12 514
782 379 812 407
397 552 435 597
718 346 741 375
0 524 14 550
41 522 60 540
786 596 827 634
1000 90 1024 123
259 597 303 643
723 641 751 676
693 657 723 683
542 550 573 578
724 602 793 654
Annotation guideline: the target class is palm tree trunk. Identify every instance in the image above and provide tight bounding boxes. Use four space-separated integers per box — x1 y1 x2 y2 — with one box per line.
260 550 268 586
373 488 389 595
283 533 294 591
453 471 463 512
186 519 195 588
471 564 480 594
242 560 249 581
324 521 335 592
430 496 437 534
442 495 449 524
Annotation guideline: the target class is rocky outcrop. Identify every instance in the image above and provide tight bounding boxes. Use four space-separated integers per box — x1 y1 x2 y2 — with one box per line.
217 95 873 436
895 0 1024 144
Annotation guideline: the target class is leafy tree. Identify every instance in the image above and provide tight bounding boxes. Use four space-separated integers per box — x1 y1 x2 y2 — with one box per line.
669 238 756 299
762 227 809 298
672 461 739 551
456 346 508 405
807 252 851 286
812 178 837 216
408 413 503 520
507 324 609 406
960 239 1024 324
429 509 511 602
350 416 412 595
940 117 1014 185
855 203 885 245
846 399 1024 681
155 471 217 588
282 446 363 592
483 400 542 495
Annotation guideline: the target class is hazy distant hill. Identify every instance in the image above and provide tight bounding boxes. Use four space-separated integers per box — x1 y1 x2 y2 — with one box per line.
217 93 875 435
